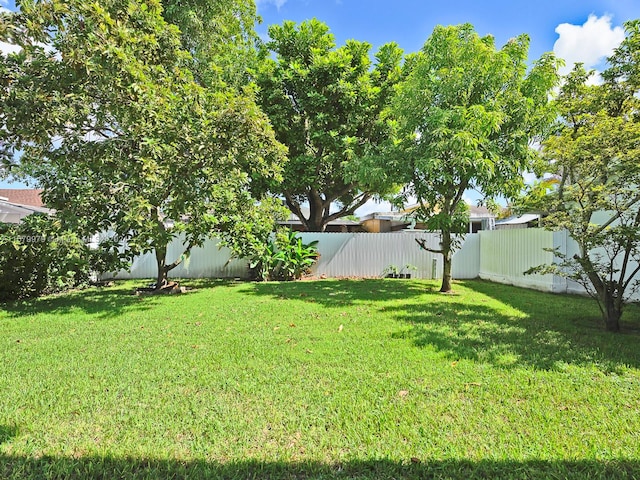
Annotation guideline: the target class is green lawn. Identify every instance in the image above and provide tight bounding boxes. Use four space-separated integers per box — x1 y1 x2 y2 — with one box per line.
1 279 639 479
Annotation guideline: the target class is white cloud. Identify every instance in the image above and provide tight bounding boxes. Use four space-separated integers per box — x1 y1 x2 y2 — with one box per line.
553 14 625 78
0 41 20 56
256 0 287 10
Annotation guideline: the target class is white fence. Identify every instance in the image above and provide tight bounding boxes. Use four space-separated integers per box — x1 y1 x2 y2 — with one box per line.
110 228 640 300
109 231 480 281
111 237 249 280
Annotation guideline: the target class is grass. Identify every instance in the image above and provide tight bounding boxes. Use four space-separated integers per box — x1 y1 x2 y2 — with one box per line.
1 278 640 479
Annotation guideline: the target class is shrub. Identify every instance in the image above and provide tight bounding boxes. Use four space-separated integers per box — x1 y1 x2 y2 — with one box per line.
0 214 126 301
250 230 319 281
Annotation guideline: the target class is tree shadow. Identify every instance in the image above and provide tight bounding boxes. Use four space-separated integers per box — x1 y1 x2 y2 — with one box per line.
0 284 159 320
0 455 637 479
0 278 256 320
242 279 429 309
0 425 17 446
389 280 640 371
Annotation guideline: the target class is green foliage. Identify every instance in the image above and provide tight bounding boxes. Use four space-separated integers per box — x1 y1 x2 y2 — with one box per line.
525 21 640 332
161 0 259 89
391 23 560 291
0 215 83 300
0 214 128 301
0 0 285 288
249 229 319 281
255 19 403 231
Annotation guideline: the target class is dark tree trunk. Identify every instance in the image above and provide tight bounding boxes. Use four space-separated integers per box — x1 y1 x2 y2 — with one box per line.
602 291 622 332
440 229 453 292
155 246 168 289
306 190 327 232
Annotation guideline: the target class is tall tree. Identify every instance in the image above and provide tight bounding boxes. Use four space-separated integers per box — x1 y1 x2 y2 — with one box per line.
0 0 285 288
525 20 640 332
392 24 559 292
256 19 403 232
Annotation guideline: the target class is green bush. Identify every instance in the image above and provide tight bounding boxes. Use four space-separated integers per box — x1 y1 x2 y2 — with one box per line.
0 214 125 301
250 230 319 281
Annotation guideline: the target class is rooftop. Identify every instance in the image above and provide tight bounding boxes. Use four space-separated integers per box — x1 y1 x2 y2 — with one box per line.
0 189 45 207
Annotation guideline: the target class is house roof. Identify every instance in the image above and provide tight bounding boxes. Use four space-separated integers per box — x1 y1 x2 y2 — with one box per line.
0 189 45 207
0 199 52 223
367 204 496 221
496 214 540 226
468 205 495 219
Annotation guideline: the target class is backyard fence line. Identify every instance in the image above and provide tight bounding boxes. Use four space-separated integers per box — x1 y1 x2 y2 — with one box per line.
107 228 640 301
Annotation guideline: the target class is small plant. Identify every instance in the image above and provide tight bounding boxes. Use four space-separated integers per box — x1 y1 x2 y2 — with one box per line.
384 263 417 279
400 263 418 279
383 264 401 278
250 230 319 281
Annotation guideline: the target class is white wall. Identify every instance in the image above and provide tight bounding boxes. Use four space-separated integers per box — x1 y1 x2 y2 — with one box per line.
297 231 479 279
478 228 560 292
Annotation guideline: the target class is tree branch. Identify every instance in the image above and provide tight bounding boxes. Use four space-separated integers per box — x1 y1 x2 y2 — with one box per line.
416 238 442 254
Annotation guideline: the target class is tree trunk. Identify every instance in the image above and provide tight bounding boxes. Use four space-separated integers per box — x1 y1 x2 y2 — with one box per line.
155 246 168 289
306 219 326 232
306 190 327 232
602 291 622 332
440 229 453 292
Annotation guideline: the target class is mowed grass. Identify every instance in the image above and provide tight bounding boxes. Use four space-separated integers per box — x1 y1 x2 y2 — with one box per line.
1 278 640 479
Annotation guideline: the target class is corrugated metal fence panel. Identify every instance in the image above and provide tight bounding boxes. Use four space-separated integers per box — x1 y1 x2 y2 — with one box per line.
304 231 441 279
111 235 249 280
559 226 640 301
479 228 558 291
110 231 483 280
297 231 480 279
452 233 481 279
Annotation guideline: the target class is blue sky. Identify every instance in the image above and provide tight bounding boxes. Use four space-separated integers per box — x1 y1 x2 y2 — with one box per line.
2 0 640 212
256 0 640 75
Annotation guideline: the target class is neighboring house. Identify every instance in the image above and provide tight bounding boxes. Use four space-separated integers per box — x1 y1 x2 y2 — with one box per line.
278 208 365 233
0 189 45 207
495 214 541 230
0 189 52 224
362 205 497 233
360 211 412 233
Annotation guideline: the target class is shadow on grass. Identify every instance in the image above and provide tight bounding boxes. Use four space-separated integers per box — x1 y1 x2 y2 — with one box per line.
0 278 248 320
243 278 428 308
0 285 160 320
0 425 17 445
0 455 638 480
390 280 640 371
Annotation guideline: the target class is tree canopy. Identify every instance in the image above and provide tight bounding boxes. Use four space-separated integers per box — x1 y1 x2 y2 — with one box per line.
391 23 560 292
255 19 403 232
524 20 640 332
0 0 285 287
161 0 259 88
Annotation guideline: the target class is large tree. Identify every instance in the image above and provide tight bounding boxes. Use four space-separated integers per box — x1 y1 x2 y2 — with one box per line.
256 19 403 232
392 24 560 292
525 20 640 332
0 0 285 288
